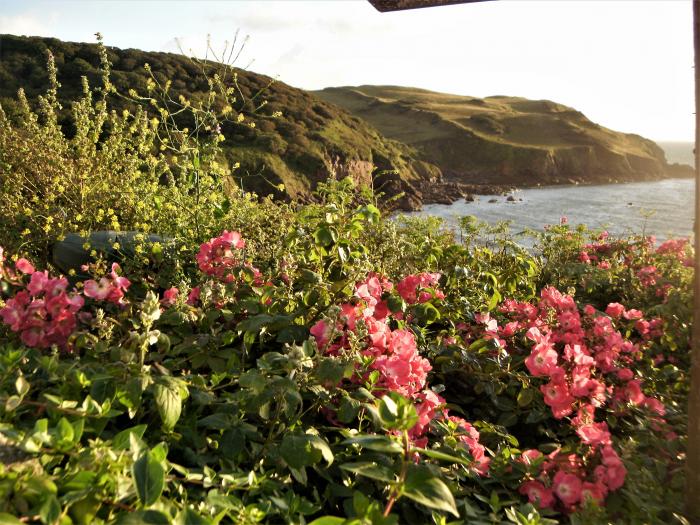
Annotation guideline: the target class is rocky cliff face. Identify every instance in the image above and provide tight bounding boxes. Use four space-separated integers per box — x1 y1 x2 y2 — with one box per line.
314 86 693 189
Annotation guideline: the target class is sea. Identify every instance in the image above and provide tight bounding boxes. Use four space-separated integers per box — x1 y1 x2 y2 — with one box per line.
407 142 694 242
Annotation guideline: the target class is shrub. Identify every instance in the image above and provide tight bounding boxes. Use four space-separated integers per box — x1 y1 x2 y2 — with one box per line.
0 37 691 525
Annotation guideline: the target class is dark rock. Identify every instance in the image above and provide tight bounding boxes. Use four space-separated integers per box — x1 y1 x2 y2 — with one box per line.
506 195 516 202
488 198 498 203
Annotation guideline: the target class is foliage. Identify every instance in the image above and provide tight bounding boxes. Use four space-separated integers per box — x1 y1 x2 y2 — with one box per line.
0 33 438 203
0 34 693 525
0 199 692 524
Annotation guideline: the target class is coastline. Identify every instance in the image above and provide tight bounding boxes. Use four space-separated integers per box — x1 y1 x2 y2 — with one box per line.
410 168 695 211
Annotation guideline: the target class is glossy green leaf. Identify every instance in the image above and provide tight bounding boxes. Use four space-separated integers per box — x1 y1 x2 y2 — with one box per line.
152 382 181 431
175 508 213 525
340 461 395 482
113 425 148 450
413 447 470 465
403 465 458 517
39 495 60 525
308 517 345 525
343 434 403 454
132 450 165 507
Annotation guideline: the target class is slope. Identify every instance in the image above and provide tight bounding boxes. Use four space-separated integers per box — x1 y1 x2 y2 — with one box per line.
314 85 692 187
0 35 440 208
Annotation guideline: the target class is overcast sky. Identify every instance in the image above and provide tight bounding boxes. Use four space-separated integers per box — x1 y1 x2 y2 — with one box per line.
0 0 693 141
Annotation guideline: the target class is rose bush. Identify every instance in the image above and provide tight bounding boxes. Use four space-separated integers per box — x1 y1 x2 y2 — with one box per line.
0 198 692 524
0 42 692 524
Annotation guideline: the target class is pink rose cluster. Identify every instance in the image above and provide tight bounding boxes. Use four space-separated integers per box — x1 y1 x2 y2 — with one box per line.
452 311 505 350
578 235 691 302
518 444 626 511
395 272 444 305
445 415 491 475
577 233 617 266
497 287 670 510
196 230 246 282
311 274 431 399
193 232 265 300
160 286 179 307
311 273 489 474
83 263 131 306
655 238 692 267
0 255 84 349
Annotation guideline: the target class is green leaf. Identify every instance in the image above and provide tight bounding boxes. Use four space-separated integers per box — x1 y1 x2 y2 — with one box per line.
56 417 75 443
236 314 274 334
488 289 502 311
220 427 246 457
113 425 148 450
299 269 323 284
353 491 370 515
356 204 381 223
279 434 332 468
468 338 488 352
403 465 458 517
198 413 231 429
62 471 96 493
308 517 346 525
340 462 395 482
5 395 21 412
15 376 29 396
412 302 441 324
498 412 518 427
0 513 23 525
309 435 334 466
151 442 169 463
39 495 61 525
132 450 165 507
239 369 266 392
517 388 535 407
314 227 336 247
315 358 352 386
386 295 405 314
413 448 470 465
378 392 418 431
343 434 403 454
176 508 212 525
114 510 170 524
152 382 181 431
337 396 361 423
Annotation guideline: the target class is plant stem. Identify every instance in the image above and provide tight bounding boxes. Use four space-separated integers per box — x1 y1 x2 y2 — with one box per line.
383 430 410 518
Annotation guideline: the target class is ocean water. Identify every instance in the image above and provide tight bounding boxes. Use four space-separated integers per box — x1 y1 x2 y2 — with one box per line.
406 142 695 242
408 178 693 242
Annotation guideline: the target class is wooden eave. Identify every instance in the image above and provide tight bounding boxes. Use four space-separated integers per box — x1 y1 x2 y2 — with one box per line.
368 0 491 13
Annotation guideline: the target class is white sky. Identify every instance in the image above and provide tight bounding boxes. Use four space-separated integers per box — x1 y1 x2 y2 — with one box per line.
0 0 694 141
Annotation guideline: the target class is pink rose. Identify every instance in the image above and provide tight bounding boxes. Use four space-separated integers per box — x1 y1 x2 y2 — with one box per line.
15 258 35 275
520 480 555 509
553 471 582 506
605 303 625 319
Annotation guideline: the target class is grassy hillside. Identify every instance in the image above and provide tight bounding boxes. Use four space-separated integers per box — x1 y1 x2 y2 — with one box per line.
0 35 440 205
315 85 692 186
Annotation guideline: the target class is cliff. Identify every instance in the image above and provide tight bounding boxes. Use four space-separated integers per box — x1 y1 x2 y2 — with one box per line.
314 85 693 188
